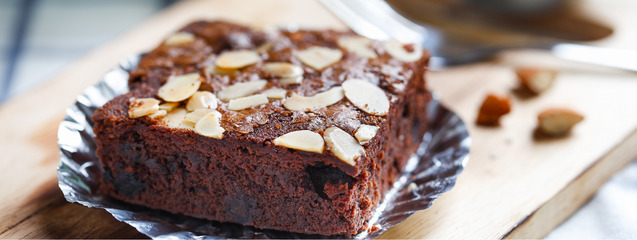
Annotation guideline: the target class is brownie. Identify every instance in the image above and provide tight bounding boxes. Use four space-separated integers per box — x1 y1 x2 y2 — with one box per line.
92 21 430 236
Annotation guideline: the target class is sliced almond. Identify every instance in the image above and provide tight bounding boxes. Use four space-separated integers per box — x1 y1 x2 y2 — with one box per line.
164 32 195 46
295 46 343 70
273 130 324 153
215 50 260 69
205 64 237 76
338 36 377 59
158 73 202 102
227 94 269 111
538 108 584 136
283 87 344 111
516 68 557 95
263 62 304 85
159 102 179 111
278 76 303 85
323 126 364 166
186 91 218 111
161 107 193 129
263 62 304 78
184 109 214 124
342 79 390 116
194 111 225 139
407 182 418 191
262 88 287 99
383 40 422 62
257 41 275 52
128 98 160 118
149 110 168 119
217 80 268 101
355 124 379 144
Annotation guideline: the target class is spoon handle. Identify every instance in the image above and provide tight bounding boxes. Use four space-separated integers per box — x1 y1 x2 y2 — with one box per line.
552 43 637 72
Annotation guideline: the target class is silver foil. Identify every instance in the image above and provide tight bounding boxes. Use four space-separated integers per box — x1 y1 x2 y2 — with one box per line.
57 54 470 239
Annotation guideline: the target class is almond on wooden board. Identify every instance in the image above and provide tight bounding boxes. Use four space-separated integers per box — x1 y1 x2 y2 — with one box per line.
476 94 511 126
537 108 584 136
516 67 557 95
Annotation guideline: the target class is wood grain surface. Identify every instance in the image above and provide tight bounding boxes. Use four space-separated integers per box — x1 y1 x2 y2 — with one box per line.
0 0 636 238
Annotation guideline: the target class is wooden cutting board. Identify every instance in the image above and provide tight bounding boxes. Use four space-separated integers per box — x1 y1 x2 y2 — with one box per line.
1 0 636 238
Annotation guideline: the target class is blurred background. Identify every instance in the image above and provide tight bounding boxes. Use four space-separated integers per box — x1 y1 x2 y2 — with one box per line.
0 0 634 238
0 0 176 103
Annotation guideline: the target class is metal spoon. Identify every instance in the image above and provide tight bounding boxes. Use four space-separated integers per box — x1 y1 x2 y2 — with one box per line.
320 0 637 71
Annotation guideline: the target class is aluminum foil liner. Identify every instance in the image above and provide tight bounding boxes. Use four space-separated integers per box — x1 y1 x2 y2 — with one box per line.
57 55 471 239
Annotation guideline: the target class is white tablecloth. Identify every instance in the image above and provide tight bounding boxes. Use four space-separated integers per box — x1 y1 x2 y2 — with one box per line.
546 159 637 239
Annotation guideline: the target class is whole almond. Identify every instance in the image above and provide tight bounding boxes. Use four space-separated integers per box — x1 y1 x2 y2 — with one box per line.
516 68 557 95
538 108 584 136
476 94 511 126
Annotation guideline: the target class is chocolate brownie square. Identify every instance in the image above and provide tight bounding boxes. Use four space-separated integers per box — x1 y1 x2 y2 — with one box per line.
92 21 430 236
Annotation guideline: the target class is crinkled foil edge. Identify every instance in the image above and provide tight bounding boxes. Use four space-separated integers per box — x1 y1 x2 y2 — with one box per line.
57 54 471 239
